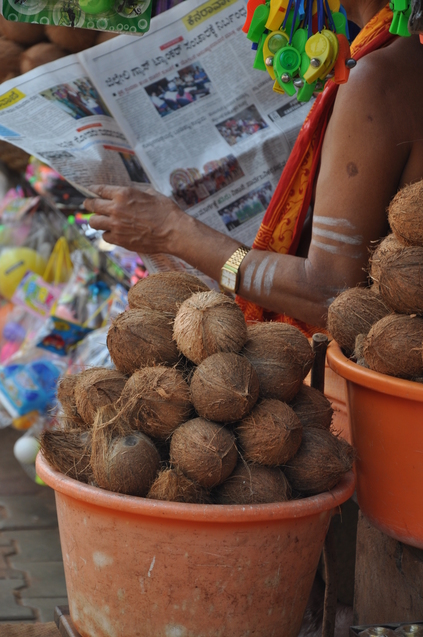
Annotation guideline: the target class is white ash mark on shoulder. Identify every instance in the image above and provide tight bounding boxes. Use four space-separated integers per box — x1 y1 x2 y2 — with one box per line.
313 215 356 230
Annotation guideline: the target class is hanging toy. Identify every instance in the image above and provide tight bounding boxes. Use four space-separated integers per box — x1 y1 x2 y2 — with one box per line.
243 0 413 102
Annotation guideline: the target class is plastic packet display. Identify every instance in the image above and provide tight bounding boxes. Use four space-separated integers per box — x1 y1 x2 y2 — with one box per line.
67 284 127 372
0 0 152 35
69 325 113 372
0 305 45 363
0 346 68 418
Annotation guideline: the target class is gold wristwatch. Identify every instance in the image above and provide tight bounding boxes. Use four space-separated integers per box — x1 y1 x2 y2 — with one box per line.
220 246 251 294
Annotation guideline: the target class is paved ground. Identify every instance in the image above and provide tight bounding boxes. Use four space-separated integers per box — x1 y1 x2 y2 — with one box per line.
0 427 68 624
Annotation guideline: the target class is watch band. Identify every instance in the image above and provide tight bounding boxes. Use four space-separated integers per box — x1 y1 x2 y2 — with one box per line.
220 245 251 293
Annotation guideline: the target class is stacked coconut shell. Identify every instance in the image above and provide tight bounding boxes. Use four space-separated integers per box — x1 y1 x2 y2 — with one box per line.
327 179 423 380
0 17 117 172
41 271 354 505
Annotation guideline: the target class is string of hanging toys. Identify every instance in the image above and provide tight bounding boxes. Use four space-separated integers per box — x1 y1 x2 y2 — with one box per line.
242 0 413 102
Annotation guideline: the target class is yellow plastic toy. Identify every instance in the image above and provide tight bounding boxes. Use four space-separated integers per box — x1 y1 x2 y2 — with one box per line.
0 248 46 300
43 237 73 285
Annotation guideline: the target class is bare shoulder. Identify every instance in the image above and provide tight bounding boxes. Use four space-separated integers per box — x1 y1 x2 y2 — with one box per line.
331 35 423 144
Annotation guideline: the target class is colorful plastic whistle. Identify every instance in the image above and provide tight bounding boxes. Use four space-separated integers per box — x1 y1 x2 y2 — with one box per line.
272 79 286 94
254 33 268 70
303 32 331 83
292 27 308 54
297 79 316 101
391 0 408 11
320 29 339 78
333 33 351 83
274 45 301 94
332 11 347 37
338 5 350 39
247 3 270 42
389 3 412 36
265 0 290 32
276 74 297 95
263 30 289 78
243 0 267 34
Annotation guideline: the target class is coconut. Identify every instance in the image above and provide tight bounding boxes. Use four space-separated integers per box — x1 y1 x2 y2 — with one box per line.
40 428 92 483
190 352 259 422
284 428 354 496
327 287 390 355
107 308 179 374
242 323 313 402
173 290 247 364
91 405 160 496
363 314 423 379
236 399 302 466
44 25 97 53
289 384 333 430
20 42 67 74
117 366 192 440
353 334 369 368
0 37 24 81
170 418 238 488
56 374 83 424
147 467 211 503
214 464 291 505
0 16 45 45
388 181 423 247
74 367 127 426
369 234 404 291
128 272 209 316
378 247 423 315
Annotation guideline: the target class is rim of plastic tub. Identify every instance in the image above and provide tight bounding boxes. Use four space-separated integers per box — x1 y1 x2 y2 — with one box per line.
327 341 423 402
36 453 355 523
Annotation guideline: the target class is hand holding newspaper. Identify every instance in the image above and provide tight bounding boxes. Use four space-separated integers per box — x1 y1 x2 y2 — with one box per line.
0 0 311 281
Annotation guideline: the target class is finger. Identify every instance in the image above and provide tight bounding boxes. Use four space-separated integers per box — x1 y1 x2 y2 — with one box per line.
89 184 123 200
83 197 115 215
89 214 113 232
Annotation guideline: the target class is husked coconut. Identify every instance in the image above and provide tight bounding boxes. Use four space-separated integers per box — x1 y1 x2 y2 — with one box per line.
170 418 238 489
173 290 247 364
388 180 423 246
214 464 291 505
236 399 302 465
128 272 209 315
363 314 423 379
242 323 314 401
147 468 211 503
327 287 390 355
190 352 259 422
107 309 179 373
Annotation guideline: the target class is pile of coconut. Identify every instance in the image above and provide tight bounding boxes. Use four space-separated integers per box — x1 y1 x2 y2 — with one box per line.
328 179 423 381
0 16 117 83
41 271 354 505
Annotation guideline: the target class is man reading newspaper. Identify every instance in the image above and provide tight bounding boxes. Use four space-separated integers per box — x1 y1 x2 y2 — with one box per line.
85 0 423 334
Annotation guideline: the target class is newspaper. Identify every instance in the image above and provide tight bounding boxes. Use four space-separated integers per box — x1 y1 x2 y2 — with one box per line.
0 0 312 278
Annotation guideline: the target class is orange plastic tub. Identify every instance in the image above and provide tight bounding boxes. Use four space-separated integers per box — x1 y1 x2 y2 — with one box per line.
327 342 423 548
37 454 354 637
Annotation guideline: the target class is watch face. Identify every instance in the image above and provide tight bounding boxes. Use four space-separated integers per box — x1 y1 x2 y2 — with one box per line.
221 267 237 292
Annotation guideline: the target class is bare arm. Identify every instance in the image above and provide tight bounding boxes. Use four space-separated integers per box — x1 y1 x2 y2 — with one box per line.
84 44 418 327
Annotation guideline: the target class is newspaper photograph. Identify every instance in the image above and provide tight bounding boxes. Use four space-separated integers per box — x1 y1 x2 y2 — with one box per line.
0 56 149 196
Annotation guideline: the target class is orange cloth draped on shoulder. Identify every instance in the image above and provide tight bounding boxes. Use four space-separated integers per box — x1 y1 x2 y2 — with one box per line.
236 4 396 335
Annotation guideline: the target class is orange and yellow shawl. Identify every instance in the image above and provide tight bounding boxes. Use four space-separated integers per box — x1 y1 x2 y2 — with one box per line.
237 4 396 334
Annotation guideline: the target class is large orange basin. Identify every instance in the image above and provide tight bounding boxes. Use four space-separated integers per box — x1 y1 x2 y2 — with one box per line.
37 454 354 637
327 342 423 548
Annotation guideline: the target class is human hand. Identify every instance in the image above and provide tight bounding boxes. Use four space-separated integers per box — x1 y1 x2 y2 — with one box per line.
83 184 183 254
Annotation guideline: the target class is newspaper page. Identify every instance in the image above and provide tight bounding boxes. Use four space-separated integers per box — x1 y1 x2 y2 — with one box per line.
0 56 150 197
79 0 312 256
